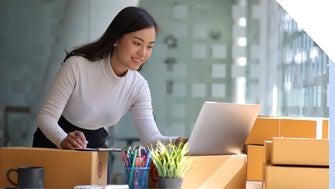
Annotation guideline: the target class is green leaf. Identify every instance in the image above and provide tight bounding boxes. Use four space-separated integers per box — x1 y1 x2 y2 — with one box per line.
149 140 191 178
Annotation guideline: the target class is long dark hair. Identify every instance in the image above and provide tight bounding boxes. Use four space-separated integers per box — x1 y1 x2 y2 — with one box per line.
63 6 159 69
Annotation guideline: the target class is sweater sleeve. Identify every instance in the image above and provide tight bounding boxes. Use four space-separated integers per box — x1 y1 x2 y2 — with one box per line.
129 82 178 147
36 60 77 148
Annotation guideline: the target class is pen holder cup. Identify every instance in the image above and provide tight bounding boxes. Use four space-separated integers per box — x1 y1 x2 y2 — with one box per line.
125 167 150 189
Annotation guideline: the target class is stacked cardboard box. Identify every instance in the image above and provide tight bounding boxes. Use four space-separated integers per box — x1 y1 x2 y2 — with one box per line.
245 117 328 181
263 137 329 189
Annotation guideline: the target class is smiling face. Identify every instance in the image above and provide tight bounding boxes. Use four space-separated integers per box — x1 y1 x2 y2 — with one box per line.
110 27 156 76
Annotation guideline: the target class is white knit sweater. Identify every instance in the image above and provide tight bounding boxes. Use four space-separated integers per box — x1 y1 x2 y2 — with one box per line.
36 55 175 148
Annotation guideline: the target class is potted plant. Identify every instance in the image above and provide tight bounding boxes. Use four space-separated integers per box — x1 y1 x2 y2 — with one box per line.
149 140 191 189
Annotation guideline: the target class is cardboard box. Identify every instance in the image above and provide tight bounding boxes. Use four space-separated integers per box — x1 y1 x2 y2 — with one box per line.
271 137 329 166
263 165 329 189
323 119 329 138
182 154 247 189
263 140 273 164
279 118 319 138
0 147 108 188
246 117 328 145
246 145 264 181
245 117 279 145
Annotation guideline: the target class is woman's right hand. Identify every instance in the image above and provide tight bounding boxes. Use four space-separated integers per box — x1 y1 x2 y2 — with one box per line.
175 137 189 146
60 130 87 150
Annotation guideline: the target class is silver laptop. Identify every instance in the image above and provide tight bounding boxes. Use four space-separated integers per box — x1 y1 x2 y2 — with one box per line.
187 101 261 156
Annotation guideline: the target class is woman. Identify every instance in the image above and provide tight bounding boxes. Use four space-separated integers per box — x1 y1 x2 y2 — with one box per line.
33 6 186 150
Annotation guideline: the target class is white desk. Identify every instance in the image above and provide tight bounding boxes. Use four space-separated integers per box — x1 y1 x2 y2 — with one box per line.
246 181 262 189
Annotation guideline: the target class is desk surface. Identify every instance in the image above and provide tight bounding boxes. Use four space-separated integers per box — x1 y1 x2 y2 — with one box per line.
246 181 262 189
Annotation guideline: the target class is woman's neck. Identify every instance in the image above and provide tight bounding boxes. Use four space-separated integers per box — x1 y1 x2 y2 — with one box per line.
110 54 128 77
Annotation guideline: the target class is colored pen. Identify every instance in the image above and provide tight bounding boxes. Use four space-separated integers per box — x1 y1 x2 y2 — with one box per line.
145 150 151 167
128 148 138 186
121 149 129 167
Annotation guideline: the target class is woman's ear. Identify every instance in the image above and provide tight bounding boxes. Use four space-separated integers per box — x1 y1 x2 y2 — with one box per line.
114 39 121 47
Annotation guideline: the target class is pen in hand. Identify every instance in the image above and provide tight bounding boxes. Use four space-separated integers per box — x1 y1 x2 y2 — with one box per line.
61 130 87 149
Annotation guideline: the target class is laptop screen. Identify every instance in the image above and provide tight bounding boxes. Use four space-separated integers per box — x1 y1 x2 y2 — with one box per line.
187 101 261 156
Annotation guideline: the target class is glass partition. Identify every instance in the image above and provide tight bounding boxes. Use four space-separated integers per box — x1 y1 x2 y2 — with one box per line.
0 0 329 144
276 7 329 117
138 0 329 136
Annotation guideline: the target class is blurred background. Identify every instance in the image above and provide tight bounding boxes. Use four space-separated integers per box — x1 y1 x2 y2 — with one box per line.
0 0 330 183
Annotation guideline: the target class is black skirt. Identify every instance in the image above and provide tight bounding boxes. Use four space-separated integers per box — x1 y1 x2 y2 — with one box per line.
33 116 108 148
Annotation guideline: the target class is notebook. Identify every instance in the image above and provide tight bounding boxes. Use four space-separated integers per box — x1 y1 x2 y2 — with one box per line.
75 147 122 152
187 101 261 156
